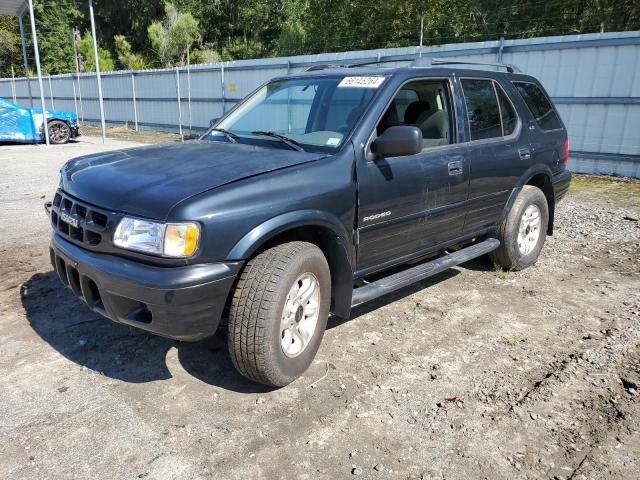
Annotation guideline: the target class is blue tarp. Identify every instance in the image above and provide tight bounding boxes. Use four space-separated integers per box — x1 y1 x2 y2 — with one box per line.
0 97 77 143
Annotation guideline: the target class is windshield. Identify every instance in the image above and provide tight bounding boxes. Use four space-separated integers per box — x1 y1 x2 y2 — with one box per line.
201 76 384 152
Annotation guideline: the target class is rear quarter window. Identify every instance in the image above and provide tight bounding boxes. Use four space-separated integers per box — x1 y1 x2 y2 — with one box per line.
513 81 562 131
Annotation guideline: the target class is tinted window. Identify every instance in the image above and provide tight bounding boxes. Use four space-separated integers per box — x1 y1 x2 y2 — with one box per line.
461 79 502 140
513 81 562 130
496 85 517 136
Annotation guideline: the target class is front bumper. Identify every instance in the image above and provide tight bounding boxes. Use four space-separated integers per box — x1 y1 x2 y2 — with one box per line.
50 233 241 341
70 124 81 139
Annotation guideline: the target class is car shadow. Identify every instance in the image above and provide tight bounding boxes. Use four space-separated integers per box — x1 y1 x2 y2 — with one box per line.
22 257 494 392
21 271 273 393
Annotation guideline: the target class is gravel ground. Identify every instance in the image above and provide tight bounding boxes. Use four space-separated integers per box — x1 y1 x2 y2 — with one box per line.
0 136 639 480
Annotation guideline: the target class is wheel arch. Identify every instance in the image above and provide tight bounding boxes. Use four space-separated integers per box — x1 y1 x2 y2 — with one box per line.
227 210 354 319
501 166 555 235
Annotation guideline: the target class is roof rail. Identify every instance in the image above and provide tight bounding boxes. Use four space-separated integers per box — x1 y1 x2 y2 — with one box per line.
412 57 521 73
305 64 348 71
304 57 521 73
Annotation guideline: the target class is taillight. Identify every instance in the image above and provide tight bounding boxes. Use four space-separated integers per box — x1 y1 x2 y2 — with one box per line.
563 137 569 165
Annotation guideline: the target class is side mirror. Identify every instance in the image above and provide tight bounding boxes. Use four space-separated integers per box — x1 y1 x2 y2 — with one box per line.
209 118 219 127
372 126 422 158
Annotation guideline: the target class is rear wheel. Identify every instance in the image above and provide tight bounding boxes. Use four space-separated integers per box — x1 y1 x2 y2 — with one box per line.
227 241 331 387
491 185 549 270
47 120 71 144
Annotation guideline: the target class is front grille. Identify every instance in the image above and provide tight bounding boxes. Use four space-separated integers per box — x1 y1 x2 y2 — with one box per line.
50 191 113 249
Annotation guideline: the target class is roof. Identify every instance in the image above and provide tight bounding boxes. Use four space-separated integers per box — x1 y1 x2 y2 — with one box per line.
0 0 27 16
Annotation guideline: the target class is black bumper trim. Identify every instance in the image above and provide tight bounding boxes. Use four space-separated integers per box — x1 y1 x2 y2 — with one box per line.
50 233 241 341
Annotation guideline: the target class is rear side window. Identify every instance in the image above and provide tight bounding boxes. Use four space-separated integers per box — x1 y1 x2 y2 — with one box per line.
513 81 562 131
461 79 503 140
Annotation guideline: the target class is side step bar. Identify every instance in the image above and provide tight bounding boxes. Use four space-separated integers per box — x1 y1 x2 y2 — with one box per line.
351 238 500 307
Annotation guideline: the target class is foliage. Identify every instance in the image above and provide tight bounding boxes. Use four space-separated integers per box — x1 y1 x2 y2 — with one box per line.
114 35 151 70
189 47 221 64
148 2 199 66
221 39 264 61
1 0 639 77
77 32 115 72
0 16 21 77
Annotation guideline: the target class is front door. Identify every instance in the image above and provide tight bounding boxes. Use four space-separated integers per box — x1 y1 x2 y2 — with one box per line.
355 78 469 273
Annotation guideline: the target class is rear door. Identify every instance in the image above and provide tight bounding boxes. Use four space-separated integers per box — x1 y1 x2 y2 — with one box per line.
356 77 469 273
458 77 524 234
512 80 566 175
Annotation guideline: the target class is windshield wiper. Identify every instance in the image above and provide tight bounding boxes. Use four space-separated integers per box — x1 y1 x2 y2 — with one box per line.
210 128 239 143
251 131 305 152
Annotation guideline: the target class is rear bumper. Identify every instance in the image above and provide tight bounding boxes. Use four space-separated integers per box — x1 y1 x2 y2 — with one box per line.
553 170 572 203
50 233 241 341
70 125 81 138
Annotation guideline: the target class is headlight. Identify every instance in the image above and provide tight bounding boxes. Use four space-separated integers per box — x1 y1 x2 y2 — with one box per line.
113 217 200 257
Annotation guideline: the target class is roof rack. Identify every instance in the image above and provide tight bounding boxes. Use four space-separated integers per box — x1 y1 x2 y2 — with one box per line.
411 57 521 73
304 57 521 73
305 64 348 71
305 59 404 71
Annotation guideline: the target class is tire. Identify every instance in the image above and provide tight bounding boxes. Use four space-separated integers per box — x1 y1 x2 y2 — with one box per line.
47 120 71 144
490 185 549 271
228 241 331 387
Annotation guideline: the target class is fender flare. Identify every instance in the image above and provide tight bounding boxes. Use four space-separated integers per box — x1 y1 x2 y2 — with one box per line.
499 164 555 234
227 210 355 319
227 209 352 261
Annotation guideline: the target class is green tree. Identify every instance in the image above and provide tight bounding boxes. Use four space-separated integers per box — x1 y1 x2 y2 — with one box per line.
77 32 115 72
114 35 150 70
0 16 21 77
189 47 221 64
148 2 200 66
33 0 81 75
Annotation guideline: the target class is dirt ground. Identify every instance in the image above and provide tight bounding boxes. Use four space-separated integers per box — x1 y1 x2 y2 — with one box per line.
0 135 639 480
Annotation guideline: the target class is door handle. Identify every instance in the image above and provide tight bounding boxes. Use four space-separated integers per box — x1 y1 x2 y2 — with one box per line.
518 148 531 161
447 160 464 176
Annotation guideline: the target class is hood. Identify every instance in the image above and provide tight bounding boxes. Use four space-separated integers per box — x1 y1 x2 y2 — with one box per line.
61 140 327 219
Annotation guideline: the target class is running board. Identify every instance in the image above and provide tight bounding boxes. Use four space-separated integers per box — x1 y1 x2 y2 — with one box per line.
351 238 500 307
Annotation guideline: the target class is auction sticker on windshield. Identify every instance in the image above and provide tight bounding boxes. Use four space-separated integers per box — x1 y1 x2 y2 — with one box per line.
338 76 385 88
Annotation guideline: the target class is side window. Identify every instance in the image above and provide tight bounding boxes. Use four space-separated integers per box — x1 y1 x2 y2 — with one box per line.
495 84 517 136
461 79 502 141
513 81 562 131
376 79 453 149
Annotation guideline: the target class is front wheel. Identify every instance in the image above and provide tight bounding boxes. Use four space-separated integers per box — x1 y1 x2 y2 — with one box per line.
47 120 71 144
490 185 549 270
227 241 331 387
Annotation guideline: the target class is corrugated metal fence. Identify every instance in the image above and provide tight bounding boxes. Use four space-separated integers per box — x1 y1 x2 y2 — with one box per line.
2 31 639 177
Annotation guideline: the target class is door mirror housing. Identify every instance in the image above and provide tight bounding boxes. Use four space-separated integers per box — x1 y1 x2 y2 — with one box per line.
209 118 219 127
372 126 422 158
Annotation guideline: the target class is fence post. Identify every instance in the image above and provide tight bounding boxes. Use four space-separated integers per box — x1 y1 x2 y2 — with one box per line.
187 48 192 136
77 74 84 124
48 75 55 110
10 66 17 103
220 62 226 114
71 76 78 117
497 34 505 63
175 67 184 140
131 73 139 131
